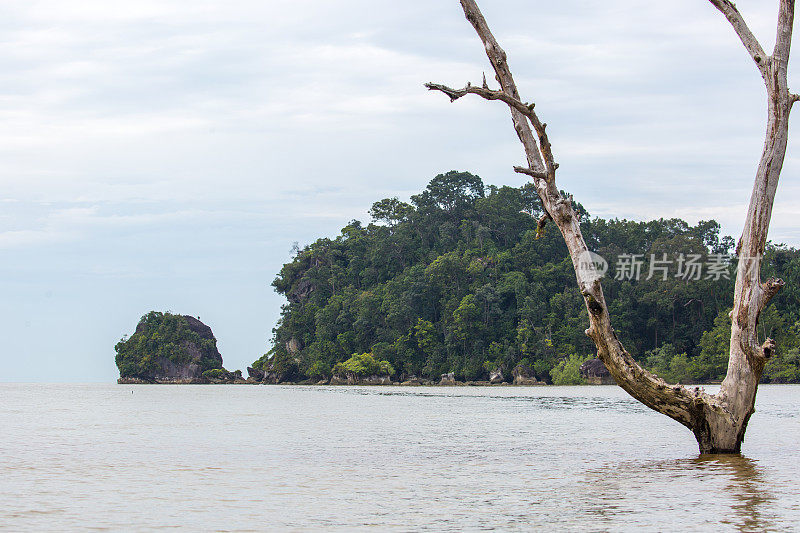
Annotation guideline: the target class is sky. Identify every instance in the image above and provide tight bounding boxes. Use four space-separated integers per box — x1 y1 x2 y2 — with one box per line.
1 0 799 382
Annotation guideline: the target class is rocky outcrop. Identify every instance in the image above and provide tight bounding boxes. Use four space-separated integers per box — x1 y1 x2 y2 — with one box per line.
489 368 505 384
246 366 266 383
247 352 302 384
580 358 616 385
328 374 347 385
439 372 456 386
512 363 540 385
115 312 225 384
286 337 301 356
288 278 315 304
330 373 393 385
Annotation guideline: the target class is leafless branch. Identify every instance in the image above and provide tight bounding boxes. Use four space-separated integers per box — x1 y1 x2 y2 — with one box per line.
425 82 529 111
512 166 548 180
535 212 551 239
425 0 562 179
760 277 786 309
708 0 770 77
425 79 558 180
761 337 776 359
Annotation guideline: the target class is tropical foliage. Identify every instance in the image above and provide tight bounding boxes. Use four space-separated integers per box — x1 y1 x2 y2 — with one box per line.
255 171 800 384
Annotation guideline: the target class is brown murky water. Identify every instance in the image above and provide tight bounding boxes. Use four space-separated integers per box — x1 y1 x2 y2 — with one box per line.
1 384 798 531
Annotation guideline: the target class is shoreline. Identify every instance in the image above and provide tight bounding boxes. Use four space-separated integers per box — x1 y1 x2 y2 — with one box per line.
117 377 548 386
117 378 732 386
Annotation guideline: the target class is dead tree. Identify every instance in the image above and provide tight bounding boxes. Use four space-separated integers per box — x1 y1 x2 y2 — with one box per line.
427 0 795 453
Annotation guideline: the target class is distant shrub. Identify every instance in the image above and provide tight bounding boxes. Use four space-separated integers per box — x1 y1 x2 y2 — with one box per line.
202 368 229 380
333 352 394 377
378 359 395 376
551 354 590 385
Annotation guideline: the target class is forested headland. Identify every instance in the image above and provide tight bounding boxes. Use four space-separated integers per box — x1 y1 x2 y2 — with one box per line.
252 171 800 384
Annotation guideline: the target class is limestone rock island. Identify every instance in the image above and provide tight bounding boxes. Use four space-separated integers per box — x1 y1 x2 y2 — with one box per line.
116 311 238 384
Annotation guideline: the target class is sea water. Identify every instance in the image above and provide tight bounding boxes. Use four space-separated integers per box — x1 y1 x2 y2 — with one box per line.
1 384 799 531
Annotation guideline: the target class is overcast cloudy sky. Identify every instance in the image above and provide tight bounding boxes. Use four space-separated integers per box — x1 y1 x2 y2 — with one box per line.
1 0 798 381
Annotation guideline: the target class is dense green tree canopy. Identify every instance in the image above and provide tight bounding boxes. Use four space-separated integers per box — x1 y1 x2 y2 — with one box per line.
255 171 800 384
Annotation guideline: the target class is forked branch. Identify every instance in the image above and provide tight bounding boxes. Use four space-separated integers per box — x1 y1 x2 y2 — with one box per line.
424 80 557 180
429 0 795 453
428 0 717 435
424 82 535 120
426 0 560 180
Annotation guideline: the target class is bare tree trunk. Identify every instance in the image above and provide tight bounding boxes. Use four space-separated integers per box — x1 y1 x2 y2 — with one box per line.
710 0 796 452
428 0 796 453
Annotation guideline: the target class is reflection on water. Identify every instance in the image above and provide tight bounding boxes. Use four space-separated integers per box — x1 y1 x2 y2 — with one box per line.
700 455 774 532
582 454 779 532
0 384 798 531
